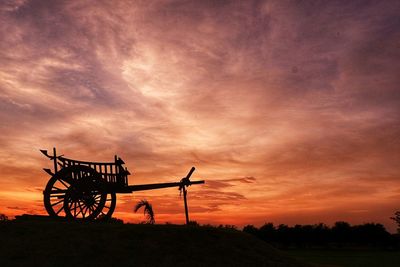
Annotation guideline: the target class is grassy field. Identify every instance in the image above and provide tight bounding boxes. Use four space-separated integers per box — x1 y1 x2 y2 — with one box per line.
0 219 309 267
285 248 400 267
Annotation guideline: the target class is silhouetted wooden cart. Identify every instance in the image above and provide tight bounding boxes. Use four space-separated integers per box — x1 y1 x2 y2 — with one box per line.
41 148 204 222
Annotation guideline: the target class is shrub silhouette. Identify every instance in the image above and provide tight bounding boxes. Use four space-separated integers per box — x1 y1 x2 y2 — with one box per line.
187 220 200 226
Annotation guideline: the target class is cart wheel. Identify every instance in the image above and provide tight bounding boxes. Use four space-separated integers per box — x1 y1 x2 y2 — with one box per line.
97 192 117 220
43 165 105 220
62 166 107 220
43 166 76 218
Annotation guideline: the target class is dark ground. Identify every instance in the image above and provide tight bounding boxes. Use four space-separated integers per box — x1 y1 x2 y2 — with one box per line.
285 248 400 267
0 219 309 267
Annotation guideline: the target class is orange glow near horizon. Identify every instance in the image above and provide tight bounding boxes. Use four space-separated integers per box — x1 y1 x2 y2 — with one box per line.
0 0 399 232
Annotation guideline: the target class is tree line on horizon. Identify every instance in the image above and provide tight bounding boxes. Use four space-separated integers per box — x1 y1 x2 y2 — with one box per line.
2 208 400 247
243 221 400 248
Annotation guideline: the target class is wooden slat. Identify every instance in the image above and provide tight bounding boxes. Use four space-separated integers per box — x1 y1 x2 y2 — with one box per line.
104 165 108 182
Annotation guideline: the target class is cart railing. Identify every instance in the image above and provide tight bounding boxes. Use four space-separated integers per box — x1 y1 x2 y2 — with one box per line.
40 149 130 186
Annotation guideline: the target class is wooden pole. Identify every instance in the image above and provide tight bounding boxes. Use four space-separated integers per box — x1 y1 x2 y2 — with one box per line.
53 147 57 173
114 155 118 183
183 187 189 225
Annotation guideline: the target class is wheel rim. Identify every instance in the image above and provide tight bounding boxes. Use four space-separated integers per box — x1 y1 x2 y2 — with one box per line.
97 192 117 220
43 168 74 218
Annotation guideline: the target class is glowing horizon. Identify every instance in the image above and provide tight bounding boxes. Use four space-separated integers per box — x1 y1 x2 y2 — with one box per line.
0 0 399 232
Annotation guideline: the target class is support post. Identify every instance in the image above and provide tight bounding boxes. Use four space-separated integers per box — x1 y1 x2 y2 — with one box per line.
53 147 57 173
114 155 118 183
183 186 189 225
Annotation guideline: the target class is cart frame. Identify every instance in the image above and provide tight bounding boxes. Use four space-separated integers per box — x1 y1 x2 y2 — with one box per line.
41 148 204 223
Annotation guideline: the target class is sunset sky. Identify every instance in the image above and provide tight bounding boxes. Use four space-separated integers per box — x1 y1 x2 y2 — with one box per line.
0 0 399 231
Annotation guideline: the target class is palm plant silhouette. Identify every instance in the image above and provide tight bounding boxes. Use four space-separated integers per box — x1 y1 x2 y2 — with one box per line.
134 199 155 224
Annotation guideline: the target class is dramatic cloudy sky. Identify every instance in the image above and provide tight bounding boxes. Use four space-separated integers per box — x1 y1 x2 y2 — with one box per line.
0 0 399 230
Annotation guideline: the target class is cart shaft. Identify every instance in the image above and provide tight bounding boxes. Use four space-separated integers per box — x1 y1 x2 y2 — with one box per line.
127 180 204 192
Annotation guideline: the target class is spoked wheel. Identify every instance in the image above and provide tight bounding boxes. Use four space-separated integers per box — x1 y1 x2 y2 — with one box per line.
43 166 76 218
63 177 106 220
43 165 107 221
97 192 117 220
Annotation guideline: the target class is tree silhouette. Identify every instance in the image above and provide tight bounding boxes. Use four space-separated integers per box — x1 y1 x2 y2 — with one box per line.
390 211 400 233
0 213 8 222
242 221 396 248
134 199 155 224
243 225 258 236
332 221 352 244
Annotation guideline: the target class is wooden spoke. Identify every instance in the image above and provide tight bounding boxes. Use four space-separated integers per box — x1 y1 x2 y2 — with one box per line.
55 205 64 215
49 191 65 195
52 186 64 191
88 205 94 213
49 194 65 198
76 201 84 217
51 199 64 207
82 206 87 218
58 179 69 188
